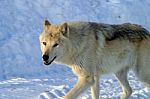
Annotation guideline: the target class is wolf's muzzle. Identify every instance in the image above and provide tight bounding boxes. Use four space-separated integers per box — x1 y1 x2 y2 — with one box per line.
43 56 57 65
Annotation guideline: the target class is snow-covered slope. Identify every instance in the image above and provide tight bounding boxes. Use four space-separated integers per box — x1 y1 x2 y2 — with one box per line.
0 0 150 79
0 0 150 99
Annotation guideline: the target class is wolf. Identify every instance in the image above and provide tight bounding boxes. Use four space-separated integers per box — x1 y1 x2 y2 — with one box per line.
39 20 150 99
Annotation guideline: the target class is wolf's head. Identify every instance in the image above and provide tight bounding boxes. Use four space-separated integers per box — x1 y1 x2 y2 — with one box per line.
39 20 69 65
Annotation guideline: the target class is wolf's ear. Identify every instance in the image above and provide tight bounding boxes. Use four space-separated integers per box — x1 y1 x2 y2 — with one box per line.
44 20 51 30
60 23 69 37
44 20 51 25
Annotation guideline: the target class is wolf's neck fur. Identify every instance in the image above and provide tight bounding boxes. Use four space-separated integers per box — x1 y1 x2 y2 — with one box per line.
57 23 100 68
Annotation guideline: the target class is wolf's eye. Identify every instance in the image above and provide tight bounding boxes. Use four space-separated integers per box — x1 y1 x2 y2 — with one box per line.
53 43 59 47
42 42 47 46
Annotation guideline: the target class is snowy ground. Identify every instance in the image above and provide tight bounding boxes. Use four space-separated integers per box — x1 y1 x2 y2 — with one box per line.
0 68 150 99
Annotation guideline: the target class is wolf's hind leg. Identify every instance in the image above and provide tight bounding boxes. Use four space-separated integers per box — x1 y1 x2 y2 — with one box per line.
115 68 132 99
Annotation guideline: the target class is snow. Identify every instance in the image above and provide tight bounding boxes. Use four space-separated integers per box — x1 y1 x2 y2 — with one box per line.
0 72 150 99
0 0 150 99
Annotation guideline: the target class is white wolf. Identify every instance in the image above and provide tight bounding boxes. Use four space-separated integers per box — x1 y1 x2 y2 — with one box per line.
39 20 150 99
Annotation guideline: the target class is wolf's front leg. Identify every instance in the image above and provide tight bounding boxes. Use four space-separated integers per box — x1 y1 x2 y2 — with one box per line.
64 76 94 99
91 76 100 99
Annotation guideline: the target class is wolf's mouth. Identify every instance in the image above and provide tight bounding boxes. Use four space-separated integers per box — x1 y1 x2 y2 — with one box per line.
44 56 57 65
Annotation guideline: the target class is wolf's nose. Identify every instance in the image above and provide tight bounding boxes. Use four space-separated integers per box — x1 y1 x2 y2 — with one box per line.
42 55 49 61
